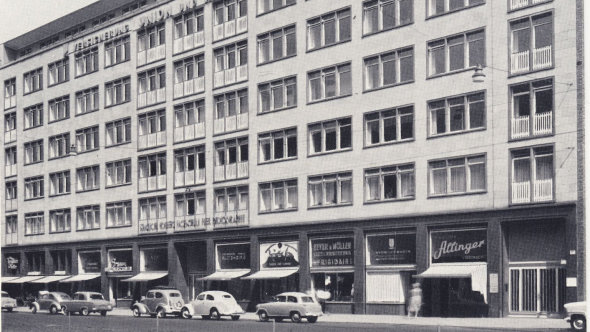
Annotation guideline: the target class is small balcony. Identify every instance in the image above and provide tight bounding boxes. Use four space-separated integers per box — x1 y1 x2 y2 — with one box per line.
5 199 17 212
174 169 205 187
511 112 552 139
5 164 16 177
174 213 207 232
213 16 247 42
4 130 16 144
511 179 553 204
5 232 17 245
173 31 205 54
138 174 166 192
4 96 16 110
138 44 166 67
214 161 248 182
510 45 552 74
138 131 166 150
173 77 205 99
214 113 248 135
138 88 166 108
174 122 205 143
214 65 247 88
212 209 249 229
510 0 550 10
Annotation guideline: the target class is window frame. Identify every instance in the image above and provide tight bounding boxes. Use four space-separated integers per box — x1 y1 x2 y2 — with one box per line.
75 125 100 154
48 132 71 160
74 47 99 78
308 171 353 208
24 139 44 165
49 170 71 197
23 103 44 130
363 46 415 92
48 95 70 123
427 90 487 138
104 35 131 68
105 200 132 228
362 0 414 36
508 77 554 140
214 185 249 213
139 195 167 221
364 164 416 203
306 7 352 52
75 86 100 116
509 144 555 204
76 205 101 231
258 76 297 114
364 105 415 147
24 176 45 200
105 76 131 108
427 28 486 78
23 68 43 95
76 165 100 193
48 58 70 87
308 117 352 156
307 62 352 104
24 212 45 236
426 0 486 19
105 117 132 147
258 127 297 164
175 191 206 217
258 178 298 213
427 153 487 197
105 158 132 188
257 24 297 65
49 208 72 234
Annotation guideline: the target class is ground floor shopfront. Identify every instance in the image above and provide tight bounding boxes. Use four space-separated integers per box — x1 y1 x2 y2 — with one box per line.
2 204 581 317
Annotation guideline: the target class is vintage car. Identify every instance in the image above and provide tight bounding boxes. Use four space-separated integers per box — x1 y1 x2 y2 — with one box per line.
180 291 244 320
31 291 71 314
60 292 112 316
131 288 185 318
564 301 587 331
1 291 17 312
256 292 323 323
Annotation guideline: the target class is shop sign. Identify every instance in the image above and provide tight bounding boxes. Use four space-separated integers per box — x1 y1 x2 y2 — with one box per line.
5 256 19 270
311 238 354 267
217 243 250 270
174 214 248 233
79 252 101 273
431 229 487 263
211 214 247 229
367 233 416 265
142 248 168 271
260 242 299 269
139 220 175 234
106 250 133 273
72 24 129 52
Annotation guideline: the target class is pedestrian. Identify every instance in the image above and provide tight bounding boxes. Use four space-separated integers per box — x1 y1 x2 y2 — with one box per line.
407 282 422 318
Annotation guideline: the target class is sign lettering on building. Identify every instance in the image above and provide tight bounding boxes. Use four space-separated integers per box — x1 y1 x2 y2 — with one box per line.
172 214 248 233
73 24 130 52
106 250 133 272
367 233 416 266
430 229 487 263
311 238 354 267
216 243 250 270
260 242 299 269
6 256 19 270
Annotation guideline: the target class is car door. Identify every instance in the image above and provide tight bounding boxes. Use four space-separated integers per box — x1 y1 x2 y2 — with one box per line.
152 292 164 312
205 294 215 313
270 295 286 316
287 295 300 315
145 291 155 313
193 293 206 315
38 294 49 310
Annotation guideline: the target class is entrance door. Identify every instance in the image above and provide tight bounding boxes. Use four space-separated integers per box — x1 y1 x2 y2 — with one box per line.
509 267 565 315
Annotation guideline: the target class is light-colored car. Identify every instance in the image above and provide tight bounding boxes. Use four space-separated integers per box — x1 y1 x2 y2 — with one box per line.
131 288 185 318
564 301 586 331
1 291 17 312
60 292 112 316
256 292 323 323
31 292 71 314
181 291 244 320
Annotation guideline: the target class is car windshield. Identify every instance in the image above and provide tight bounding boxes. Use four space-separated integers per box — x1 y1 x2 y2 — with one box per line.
90 294 104 300
301 296 315 303
59 294 71 300
1 293 10 298
169 293 181 297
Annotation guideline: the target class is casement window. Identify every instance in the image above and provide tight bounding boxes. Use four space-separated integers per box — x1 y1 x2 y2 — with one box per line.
510 12 553 75
175 191 206 216
365 164 415 201
173 7 205 53
214 89 248 134
259 179 297 212
364 47 414 91
137 23 166 65
138 66 166 107
428 0 484 17
511 145 553 203
428 91 485 136
5 147 17 177
214 137 249 181
106 200 132 227
49 209 71 233
24 104 43 129
429 155 486 196
258 0 295 14
75 47 99 77
308 63 351 102
174 54 205 98
25 212 44 235
76 165 100 192
309 172 352 207
75 126 99 153
174 145 206 187
105 36 130 67
48 133 70 159
510 78 553 139
105 76 131 107
363 0 413 35
105 118 131 146
138 152 167 192
106 159 131 187
24 176 44 199
213 41 248 88
24 140 43 165
49 170 70 196
259 77 296 113
75 86 99 115
4 112 16 143
215 185 248 213
365 106 414 146
309 117 352 155
48 58 69 86
5 181 17 211
258 25 296 64
213 0 248 41
174 99 206 142
76 205 100 230
5 215 17 242
138 109 166 149
24 68 43 94
258 128 297 163
48 95 70 122
4 78 16 109
307 8 351 51
428 29 485 76
139 196 167 221
509 0 550 11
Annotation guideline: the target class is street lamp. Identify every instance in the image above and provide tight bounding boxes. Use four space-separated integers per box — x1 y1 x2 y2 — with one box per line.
472 64 485 83
69 144 77 157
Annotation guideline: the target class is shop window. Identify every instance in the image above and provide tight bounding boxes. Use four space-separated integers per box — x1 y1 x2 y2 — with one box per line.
25 212 44 236
259 179 297 212
363 0 413 35
312 272 354 302
48 95 70 123
24 140 43 165
27 252 44 271
308 63 351 103
48 58 69 86
307 8 351 51
258 127 297 163
428 29 485 77
75 86 99 115
49 170 70 196
365 164 415 201
364 47 414 91
308 117 352 155
75 47 98 77
48 133 70 159
428 0 484 17
308 172 352 207
76 165 100 192
52 250 71 272
76 205 100 230
174 99 206 142
214 89 248 134
24 104 43 130
428 91 485 136
257 25 296 64
366 271 411 303
365 106 414 146
105 118 131 147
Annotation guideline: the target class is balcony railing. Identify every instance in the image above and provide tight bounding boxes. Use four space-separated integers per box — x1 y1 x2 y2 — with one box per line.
512 181 531 204
138 174 166 192
533 178 553 202
510 0 550 10
4 130 16 144
173 76 205 99
5 199 17 212
512 179 553 204
511 112 552 139
174 214 207 232
173 31 205 54
213 65 248 88
212 209 249 229
511 46 552 74
5 164 16 177
213 16 247 42
174 122 205 143
532 45 552 71
138 131 166 149
511 116 530 139
213 113 248 135
4 96 16 109
5 232 17 245
214 161 248 182
138 88 166 108
511 50 530 74
174 169 205 187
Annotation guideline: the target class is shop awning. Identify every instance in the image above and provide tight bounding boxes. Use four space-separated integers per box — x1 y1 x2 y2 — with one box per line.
29 275 71 284
198 269 250 281
121 272 168 282
1 276 19 283
415 263 487 303
2 276 44 284
242 268 298 280
59 274 101 283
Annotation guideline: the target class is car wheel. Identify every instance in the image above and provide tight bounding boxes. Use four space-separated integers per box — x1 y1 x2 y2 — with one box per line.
80 308 89 316
156 307 166 319
31 306 37 314
49 305 58 315
571 316 586 331
307 316 318 323
7 308 13 313
231 315 240 321
61 306 68 315
258 311 269 322
290 311 302 323
210 308 220 320
201 315 210 320
181 308 192 319
132 307 141 318
100 311 107 317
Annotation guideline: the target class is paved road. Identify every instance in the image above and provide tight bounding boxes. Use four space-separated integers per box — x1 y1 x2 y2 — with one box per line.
1 312 571 332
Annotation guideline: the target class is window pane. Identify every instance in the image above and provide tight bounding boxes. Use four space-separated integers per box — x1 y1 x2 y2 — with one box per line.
382 57 396 86
399 0 413 25
324 19 336 45
430 45 445 75
383 116 396 142
325 72 336 98
273 136 284 159
469 162 486 191
309 181 322 206
535 88 553 115
365 60 379 90
449 39 465 71
325 129 337 151
432 168 447 194
468 38 485 67
309 23 321 49
400 51 414 82
450 165 466 192
311 131 322 153
287 135 297 157
382 2 395 29
383 174 397 199
450 105 465 131
367 119 380 145
364 6 378 34
469 99 485 128
339 15 351 41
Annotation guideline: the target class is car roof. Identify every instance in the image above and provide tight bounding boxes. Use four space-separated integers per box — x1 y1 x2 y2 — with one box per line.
1 291 8 295
74 291 101 295
51 292 69 296
276 292 310 297
199 291 232 296
149 289 180 293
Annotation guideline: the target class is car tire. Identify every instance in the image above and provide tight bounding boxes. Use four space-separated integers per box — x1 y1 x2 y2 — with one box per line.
132 307 141 318
290 311 302 323
49 305 58 315
61 306 68 315
210 308 220 320
100 311 107 317
7 308 13 313
201 315 210 320
571 316 586 331
307 316 318 323
80 308 89 316
181 308 192 319
231 315 240 321
31 306 37 314
156 307 166 319
258 311 269 322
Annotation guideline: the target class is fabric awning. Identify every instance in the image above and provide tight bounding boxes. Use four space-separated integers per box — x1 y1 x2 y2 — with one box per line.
198 269 250 281
242 268 298 280
2 276 44 284
121 272 168 282
29 275 71 284
59 274 101 283
416 263 487 303
1 276 19 283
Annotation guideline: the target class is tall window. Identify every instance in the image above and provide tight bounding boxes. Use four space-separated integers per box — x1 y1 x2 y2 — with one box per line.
258 77 296 113
77 205 100 230
429 91 485 136
105 118 131 147
105 76 131 107
175 191 206 217
48 95 70 122
215 186 248 214
510 78 553 139
174 99 206 142
48 133 70 159
24 104 43 129
25 212 44 235
258 128 297 163
308 63 351 102
48 58 69 86
428 29 485 76
106 159 131 187
138 66 166 107
49 170 70 196
174 145 206 187
363 0 413 35
138 152 167 192
4 112 16 143
510 12 553 75
213 40 248 88
75 126 99 153
137 23 166 66
24 176 44 200
258 25 296 64
75 86 99 115
174 54 205 98
76 165 100 192
511 146 553 203
49 209 71 233
173 7 205 53
429 155 486 196
24 68 43 94
307 8 351 51
106 201 132 227
309 117 352 155
428 0 484 17
105 36 130 67
138 110 166 149
139 196 167 221
75 47 99 77
5 147 17 177
5 181 17 211
24 140 43 165
5 215 17 243
214 89 248 134
364 47 414 91
365 106 414 146
309 172 352 207
214 137 249 181
213 0 248 41
259 179 297 212
365 164 415 201
4 78 16 109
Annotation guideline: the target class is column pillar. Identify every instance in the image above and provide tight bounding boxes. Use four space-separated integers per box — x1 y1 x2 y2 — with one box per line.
298 231 310 293
168 240 188 301
487 218 502 317
353 228 365 314
100 245 109 301
44 249 53 276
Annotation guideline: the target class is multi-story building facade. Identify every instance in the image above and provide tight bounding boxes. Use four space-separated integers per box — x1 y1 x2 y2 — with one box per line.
0 0 584 318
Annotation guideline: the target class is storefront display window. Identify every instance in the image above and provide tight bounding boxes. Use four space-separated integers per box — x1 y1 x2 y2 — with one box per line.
78 251 101 274
141 247 167 271
4 255 20 276
312 272 354 302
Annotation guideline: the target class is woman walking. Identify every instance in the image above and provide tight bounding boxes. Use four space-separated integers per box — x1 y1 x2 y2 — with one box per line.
407 282 422 318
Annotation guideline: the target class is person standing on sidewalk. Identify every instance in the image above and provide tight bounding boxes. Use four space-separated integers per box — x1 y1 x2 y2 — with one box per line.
407 282 422 318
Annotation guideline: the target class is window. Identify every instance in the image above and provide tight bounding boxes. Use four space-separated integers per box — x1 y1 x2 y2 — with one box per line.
48 95 70 122
138 66 166 107
307 8 351 51
365 1 413 36
258 77 296 113
105 76 131 107
258 0 295 14
5 147 17 177
4 112 16 143
106 201 132 227
4 78 16 109
138 152 167 192
5 181 17 211
105 36 130 67
24 140 43 164
213 0 248 41
175 191 206 216
428 29 485 76
174 99 206 142
137 23 166 66
259 179 297 212
106 159 131 187
258 25 296 64
174 145 206 187
174 54 205 98
75 47 99 77
214 137 249 181
428 91 485 136
138 109 166 149
428 0 484 17
214 89 248 134
309 172 352 207
510 12 553 74
52 250 71 272
106 118 132 146
173 7 205 53
139 196 167 221
312 272 354 302
25 176 44 199
48 133 70 159
5 215 17 242
49 171 70 196
258 128 297 163
24 104 43 129
365 164 415 201
24 68 43 94
510 78 553 139
77 205 100 230
308 63 351 102
75 126 99 153
49 209 71 233
308 117 352 155
48 58 69 86
213 40 248 87
25 212 44 235
75 86 99 115
365 106 413 146
429 155 486 196
511 145 553 203
215 186 248 214
364 47 414 91
76 165 100 192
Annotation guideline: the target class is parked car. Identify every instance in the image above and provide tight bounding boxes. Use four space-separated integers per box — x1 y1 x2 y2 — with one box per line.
60 292 112 316
1 291 17 312
131 288 185 318
180 291 244 320
31 292 71 314
564 301 586 331
256 292 323 323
